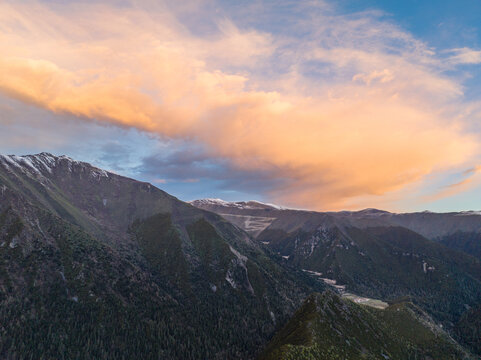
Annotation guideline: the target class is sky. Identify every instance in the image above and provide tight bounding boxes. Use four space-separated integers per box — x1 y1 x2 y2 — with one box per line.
0 0 481 212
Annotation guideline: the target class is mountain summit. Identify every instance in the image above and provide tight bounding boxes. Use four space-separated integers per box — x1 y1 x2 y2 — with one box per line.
0 155 479 358
0 153 323 359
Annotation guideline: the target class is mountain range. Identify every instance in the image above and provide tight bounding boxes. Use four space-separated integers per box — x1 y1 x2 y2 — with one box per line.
0 153 480 359
193 198 481 356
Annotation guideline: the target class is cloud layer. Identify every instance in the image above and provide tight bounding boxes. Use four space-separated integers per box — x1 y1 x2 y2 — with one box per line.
0 0 479 210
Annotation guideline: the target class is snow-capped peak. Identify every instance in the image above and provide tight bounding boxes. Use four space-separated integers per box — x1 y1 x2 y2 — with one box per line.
455 210 481 216
0 153 53 175
0 153 109 179
246 200 289 210
190 198 290 210
191 198 233 207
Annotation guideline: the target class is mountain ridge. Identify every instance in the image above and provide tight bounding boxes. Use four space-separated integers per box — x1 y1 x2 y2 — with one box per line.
192 197 481 252
0 154 479 358
0 152 324 359
192 196 481 356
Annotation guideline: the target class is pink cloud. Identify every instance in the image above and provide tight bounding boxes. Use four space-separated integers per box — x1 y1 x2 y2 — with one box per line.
0 1 478 210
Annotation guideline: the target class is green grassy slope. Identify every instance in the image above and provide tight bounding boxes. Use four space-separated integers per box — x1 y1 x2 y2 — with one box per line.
260 291 472 360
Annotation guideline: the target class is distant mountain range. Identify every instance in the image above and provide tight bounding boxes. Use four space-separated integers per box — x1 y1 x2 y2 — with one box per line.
193 198 481 356
190 198 481 243
0 154 479 359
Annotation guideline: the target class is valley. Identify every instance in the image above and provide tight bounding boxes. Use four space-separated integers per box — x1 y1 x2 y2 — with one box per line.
0 154 480 359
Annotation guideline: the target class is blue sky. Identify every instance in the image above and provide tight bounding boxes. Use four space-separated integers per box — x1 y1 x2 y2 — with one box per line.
0 0 480 212
342 0 481 98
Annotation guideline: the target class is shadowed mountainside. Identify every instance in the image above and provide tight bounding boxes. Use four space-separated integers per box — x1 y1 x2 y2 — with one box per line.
192 198 481 355
0 153 324 359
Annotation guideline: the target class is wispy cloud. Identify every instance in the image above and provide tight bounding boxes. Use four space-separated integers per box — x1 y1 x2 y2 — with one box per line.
446 47 481 65
0 0 479 210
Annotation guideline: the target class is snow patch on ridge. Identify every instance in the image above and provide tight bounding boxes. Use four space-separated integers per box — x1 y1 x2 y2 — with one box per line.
191 198 292 210
0 153 110 180
455 211 481 216
0 153 58 175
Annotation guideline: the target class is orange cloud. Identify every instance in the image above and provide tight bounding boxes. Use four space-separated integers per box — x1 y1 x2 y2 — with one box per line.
0 1 478 210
